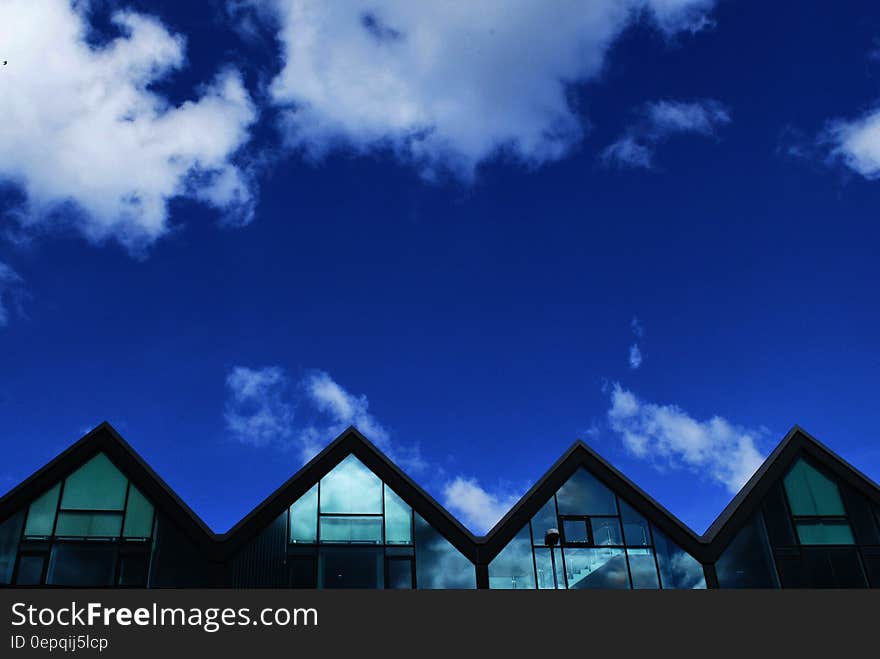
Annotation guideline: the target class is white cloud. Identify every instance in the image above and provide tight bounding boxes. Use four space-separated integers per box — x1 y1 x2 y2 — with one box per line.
259 0 717 178
442 477 520 535
603 99 731 169
628 343 643 369
0 0 257 253
826 107 880 179
224 366 294 448
0 262 26 327
606 383 765 493
631 316 645 339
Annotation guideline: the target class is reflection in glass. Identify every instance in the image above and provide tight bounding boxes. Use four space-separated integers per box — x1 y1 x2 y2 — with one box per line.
15 555 45 585
556 468 616 516
55 512 123 537
562 518 588 544
488 525 535 589
289 484 318 543
122 486 154 538
795 519 855 545
0 511 24 584
24 484 60 537
530 498 558 545
60 453 128 511
627 549 660 589
619 499 651 546
386 558 414 589
563 548 628 589
715 514 779 588
590 517 623 546
46 544 116 586
319 516 383 544
414 515 476 589
783 460 846 516
318 548 383 588
319 455 382 514
535 547 564 589
383 486 412 545
652 526 706 589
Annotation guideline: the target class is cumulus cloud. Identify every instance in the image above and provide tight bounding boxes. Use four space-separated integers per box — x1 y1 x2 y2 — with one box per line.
603 99 731 169
258 0 718 178
825 107 880 179
606 383 765 493
0 262 26 327
442 477 521 535
224 366 425 472
0 0 257 252
224 366 294 448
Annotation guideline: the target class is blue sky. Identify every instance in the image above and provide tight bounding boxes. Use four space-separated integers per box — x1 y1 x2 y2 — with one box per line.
2 0 880 536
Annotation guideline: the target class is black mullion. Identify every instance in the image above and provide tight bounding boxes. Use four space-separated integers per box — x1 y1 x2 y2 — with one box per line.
645 521 663 589
119 481 131 540
617 496 634 589
554 494 566 589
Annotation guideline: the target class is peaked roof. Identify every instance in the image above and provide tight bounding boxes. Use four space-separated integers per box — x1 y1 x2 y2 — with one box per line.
0 422 217 553
218 426 478 561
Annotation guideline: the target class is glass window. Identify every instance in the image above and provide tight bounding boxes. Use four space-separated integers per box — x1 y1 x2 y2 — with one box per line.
530 497 559 546
591 517 623 546
289 484 318 544
122 485 154 538
762 482 797 546
534 547 565 589
117 554 149 587
383 486 412 545
783 459 846 517
489 525 535 589
795 519 855 545
556 468 617 516
563 548 629 589
0 511 24 584
802 547 867 588
414 514 476 589
60 453 128 511
652 526 706 589
840 486 880 545
15 555 45 585
562 518 589 545
628 549 660 589
24 484 61 537
386 557 414 589
619 499 651 547
319 548 383 589
319 516 383 544
319 455 382 514
715 514 779 588
55 511 123 538
46 544 116 586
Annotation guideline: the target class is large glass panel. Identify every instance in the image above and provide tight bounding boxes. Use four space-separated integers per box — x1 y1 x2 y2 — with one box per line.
0 511 24 584
15 555 45 585
60 453 128 511
534 547 564 589
319 455 382 514
55 512 123 538
319 548 382 589
488 525 535 589
384 486 412 545
840 486 880 545
386 558 414 589
803 547 867 588
289 484 318 544
652 526 706 589
783 459 846 517
628 549 660 589
795 519 855 545
762 482 797 546
319 516 383 544
563 548 629 589
24 484 61 537
556 468 617 516
591 517 623 546
530 497 558 545
619 499 651 547
46 544 116 586
561 518 588 544
414 515 476 589
122 486 154 538
715 514 779 588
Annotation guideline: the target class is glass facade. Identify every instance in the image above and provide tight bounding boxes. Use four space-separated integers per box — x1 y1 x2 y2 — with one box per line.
5 452 156 587
283 455 475 589
489 467 707 589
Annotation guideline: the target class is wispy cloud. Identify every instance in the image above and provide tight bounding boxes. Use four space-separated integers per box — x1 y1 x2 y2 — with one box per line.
606 383 766 493
0 0 256 253
628 316 645 369
0 262 26 328
223 366 425 472
628 344 643 370
244 0 718 179
442 477 521 535
824 106 880 180
603 99 731 169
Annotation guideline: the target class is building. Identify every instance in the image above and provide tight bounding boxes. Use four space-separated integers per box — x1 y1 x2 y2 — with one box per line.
0 423 878 588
